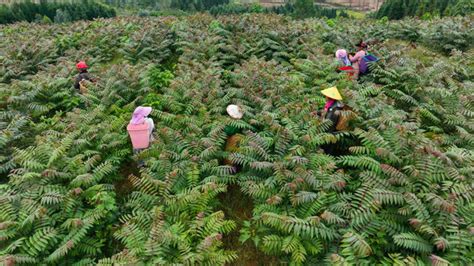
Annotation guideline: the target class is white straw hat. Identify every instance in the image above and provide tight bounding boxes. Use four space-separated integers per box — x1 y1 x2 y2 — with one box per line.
226 104 243 119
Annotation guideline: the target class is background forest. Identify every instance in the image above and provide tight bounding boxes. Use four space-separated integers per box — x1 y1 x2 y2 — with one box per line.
1 0 473 23
0 0 115 24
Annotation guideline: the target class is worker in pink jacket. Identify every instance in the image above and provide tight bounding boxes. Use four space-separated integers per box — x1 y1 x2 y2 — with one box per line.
349 41 367 80
130 107 154 139
127 106 155 167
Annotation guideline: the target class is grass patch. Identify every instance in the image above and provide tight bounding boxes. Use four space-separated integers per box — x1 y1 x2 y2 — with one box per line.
345 9 366 19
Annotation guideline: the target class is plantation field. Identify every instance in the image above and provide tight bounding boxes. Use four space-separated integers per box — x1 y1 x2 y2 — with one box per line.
0 14 473 265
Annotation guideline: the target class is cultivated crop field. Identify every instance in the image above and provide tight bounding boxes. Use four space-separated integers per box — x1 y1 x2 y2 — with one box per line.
0 14 473 265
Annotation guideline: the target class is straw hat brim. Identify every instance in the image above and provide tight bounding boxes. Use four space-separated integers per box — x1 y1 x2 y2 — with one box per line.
321 87 343 100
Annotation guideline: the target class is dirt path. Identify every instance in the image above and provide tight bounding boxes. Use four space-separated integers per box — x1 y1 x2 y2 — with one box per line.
219 184 280 266
115 160 141 198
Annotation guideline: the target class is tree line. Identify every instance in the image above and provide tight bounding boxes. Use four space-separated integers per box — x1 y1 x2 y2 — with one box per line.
0 0 116 24
102 0 340 19
209 1 341 19
102 0 229 11
375 0 473 19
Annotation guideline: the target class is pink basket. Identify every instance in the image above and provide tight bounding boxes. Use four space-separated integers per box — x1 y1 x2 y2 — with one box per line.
127 123 150 149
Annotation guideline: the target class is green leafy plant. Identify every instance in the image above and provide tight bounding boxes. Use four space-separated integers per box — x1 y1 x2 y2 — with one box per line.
0 13 472 265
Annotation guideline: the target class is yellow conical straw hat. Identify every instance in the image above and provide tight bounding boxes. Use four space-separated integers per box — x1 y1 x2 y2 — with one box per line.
321 86 342 100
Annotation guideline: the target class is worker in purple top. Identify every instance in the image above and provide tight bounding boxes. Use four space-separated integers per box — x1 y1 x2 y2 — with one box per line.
349 41 367 80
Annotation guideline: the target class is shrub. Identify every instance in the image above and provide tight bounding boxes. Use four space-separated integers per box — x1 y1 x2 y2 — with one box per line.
54 9 72 23
375 0 469 20
421 18 473 53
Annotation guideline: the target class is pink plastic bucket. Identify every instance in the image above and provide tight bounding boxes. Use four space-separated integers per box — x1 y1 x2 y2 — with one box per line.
127 123 150 149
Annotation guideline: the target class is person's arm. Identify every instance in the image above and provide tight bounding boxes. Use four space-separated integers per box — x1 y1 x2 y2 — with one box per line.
349 51 362 63
84 73 96 83
145 118 154 132
74 75 81 90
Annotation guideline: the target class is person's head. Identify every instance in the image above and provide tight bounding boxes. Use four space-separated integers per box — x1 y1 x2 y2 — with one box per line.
226 104 243 120
76 61 88 72
130 106 152 125
335 49 347 60
356 41 367 51
321 86 343 101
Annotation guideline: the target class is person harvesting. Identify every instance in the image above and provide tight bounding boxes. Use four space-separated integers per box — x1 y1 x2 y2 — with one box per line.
74 61 94 93
349 41 367 80
320 86 345 133
223 104 244 168
335 49 351 67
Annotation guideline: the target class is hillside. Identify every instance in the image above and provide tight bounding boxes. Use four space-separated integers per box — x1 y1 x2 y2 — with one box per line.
239 0 384 10
0 14 473 265
321 0 384 11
